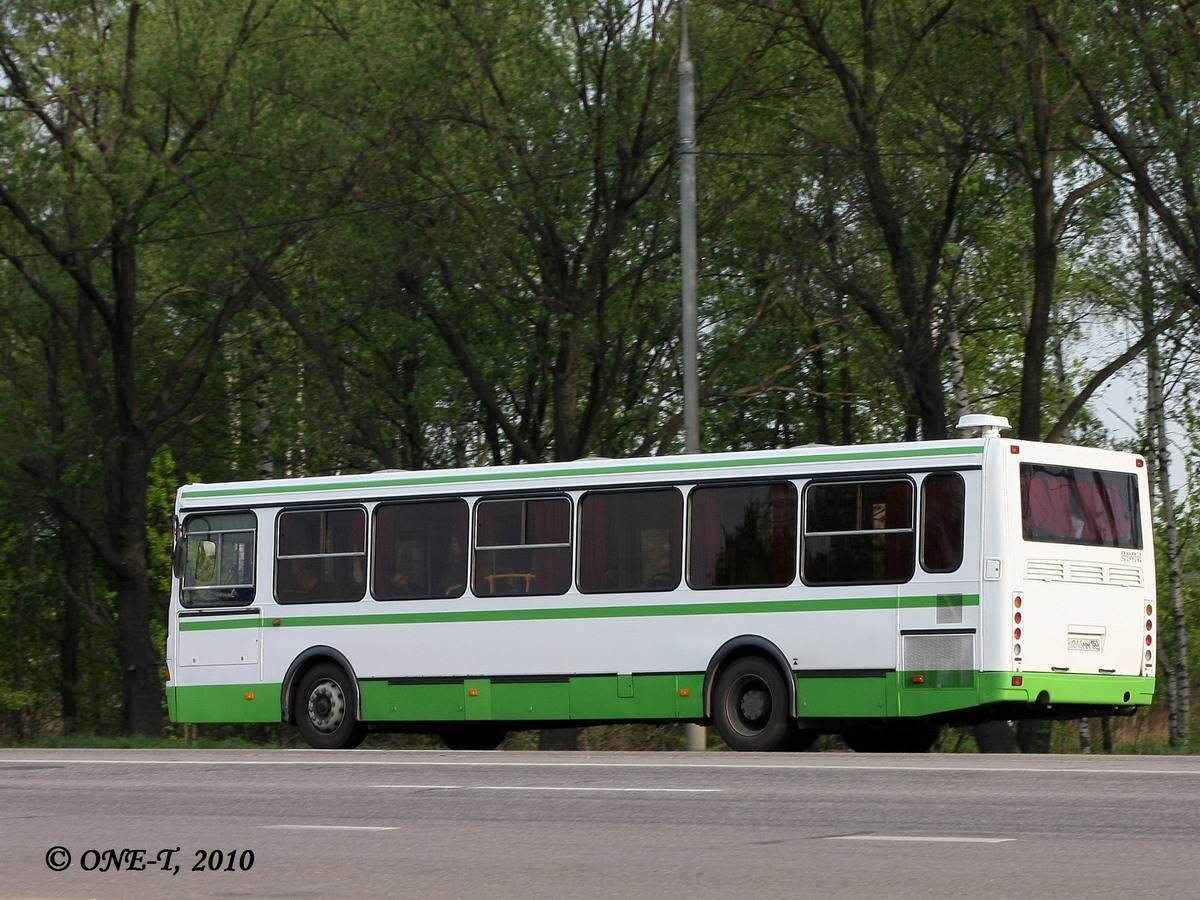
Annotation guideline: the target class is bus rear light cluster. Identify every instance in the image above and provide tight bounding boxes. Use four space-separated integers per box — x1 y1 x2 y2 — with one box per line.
1013 595 1023 660
1146 602 1154 662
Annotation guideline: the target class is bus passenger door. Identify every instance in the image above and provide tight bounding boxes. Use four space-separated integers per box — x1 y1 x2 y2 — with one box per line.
898 470 982 717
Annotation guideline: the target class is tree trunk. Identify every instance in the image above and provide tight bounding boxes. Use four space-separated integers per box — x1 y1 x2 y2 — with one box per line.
110 434 164 737
1145 304 1188 747
1138 196 1188 746
58 519 82 733
1018 1 1058 442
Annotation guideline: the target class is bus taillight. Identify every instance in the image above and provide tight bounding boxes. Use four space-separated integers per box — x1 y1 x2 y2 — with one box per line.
1013 597 1022 660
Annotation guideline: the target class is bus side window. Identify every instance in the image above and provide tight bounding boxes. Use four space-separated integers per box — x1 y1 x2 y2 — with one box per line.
920 473 965 573
373 499 468 600
578 489 682 593
687 482 796 589
180 512 257 608
473 496 572 597
802 479 914 585
276 507 366 604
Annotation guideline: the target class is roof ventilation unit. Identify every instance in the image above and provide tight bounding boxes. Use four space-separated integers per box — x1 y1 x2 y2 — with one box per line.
955 414 1011 439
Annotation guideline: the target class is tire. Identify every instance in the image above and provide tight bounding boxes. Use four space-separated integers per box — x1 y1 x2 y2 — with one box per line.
295 662 368 750
842 721 941 753
439 725 508 751
711 656 794 752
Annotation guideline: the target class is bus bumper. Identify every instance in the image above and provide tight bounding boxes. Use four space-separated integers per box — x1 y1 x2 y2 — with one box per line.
976 671 1155 710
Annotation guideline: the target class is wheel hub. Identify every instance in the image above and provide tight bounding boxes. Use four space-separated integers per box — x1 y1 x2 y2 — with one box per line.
739 687 768 724
307 679 345 733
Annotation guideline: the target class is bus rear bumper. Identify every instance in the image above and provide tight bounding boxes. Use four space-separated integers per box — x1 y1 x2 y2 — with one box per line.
975 671 1155 714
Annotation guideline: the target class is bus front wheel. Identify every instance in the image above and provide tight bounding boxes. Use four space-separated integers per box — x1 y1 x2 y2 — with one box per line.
296 662 368 750
712 656 793 752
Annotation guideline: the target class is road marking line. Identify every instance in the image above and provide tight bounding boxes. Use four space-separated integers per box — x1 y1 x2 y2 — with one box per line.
374 784 722 793
826 835 1014 844
4 756 1197 777
262 824 397 832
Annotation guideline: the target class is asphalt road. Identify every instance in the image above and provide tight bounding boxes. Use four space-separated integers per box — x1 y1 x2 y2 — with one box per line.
3 749 1198 900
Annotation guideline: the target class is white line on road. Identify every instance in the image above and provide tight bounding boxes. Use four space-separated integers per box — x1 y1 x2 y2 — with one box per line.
262 824 398 832
4 756 1197 777
826 835 1015 844
374 784 723 793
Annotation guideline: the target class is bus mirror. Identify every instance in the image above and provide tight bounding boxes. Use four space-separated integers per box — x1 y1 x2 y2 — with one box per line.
171 531 186 579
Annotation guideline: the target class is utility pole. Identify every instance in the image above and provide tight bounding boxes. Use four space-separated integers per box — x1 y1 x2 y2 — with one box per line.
679 0 706 752
679 0 700 451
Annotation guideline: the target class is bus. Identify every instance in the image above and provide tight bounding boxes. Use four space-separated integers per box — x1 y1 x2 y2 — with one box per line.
165 415 1156 751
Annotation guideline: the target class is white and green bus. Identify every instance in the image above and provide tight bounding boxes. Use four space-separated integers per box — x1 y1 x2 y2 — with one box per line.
166 415 1156 751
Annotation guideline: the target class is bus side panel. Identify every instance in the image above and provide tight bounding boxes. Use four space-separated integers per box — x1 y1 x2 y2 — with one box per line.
358 680 467 722
356 673 705 724
173 611 272 723
795 674 888 718
175 681 282 723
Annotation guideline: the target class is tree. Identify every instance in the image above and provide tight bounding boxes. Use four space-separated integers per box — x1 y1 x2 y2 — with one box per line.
0 0 360 734
1030 0 1200 742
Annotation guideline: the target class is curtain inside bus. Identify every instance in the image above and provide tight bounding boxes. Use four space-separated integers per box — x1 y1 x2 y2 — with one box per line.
1021 464 1140 548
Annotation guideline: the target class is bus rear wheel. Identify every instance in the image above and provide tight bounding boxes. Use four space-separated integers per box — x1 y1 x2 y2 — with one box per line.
296 662 368 750
712 656 794 752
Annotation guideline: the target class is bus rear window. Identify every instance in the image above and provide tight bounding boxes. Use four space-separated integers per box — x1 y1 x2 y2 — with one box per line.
1021 463 1141 549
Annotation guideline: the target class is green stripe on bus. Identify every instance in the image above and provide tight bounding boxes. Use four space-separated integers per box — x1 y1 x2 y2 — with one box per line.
178 593 981 631
179 445 982 500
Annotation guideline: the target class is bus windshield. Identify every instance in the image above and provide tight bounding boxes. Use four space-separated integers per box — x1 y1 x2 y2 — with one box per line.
1021 463 1141 549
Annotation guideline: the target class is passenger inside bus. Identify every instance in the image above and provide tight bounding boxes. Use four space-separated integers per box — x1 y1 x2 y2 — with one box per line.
290 561 336 597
